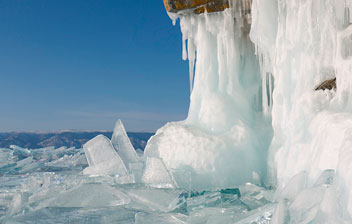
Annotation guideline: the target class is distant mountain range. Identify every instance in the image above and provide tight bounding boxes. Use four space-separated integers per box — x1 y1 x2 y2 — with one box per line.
0 131 154 150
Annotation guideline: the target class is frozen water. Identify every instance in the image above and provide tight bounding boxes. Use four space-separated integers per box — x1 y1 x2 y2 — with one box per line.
144 5 272 190
83 134 128 176
141 157 176 188
111 119 140 167
186 192 221 211
134 212 187 224
129 162 144 183
0 144 278 223
122 186 185 212
4 0 352 222
51 183 131 207
278 171 308 201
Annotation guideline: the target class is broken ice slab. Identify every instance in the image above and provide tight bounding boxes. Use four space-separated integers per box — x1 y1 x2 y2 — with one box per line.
233 203 277 224
220 188 241 201
187 206 250 224
83 134 128 176
186 191 221 211
83 159 128 176
141 157 176 188
240 194 271 211
10 145 30 159
44 153 88 171
122 186 185 212
51 183 131 208
170 169 192 191
134 212 187 224
116 173 135 184
111 119 140 167
129 162 144 183
16 161 40 174
7 206 137 224
0 148 14 166
279 171 308 201
7 193 22 217
238 183 273 210
288 186 327 223
270 199 290 224
0 157 36 175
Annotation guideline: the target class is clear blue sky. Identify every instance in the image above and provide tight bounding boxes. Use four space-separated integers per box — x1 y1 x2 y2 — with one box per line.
0 0 189 132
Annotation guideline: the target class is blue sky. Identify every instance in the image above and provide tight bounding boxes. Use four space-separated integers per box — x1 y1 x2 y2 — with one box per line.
0 0 189 132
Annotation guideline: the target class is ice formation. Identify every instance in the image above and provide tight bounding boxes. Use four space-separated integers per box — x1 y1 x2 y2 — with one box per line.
112 119 140 166
83 134 128 176
3 0 352 222
145 2 272 190
149 0 352 221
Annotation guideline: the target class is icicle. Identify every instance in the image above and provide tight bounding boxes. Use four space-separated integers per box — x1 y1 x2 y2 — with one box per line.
187 38 196 93
182 37 187 61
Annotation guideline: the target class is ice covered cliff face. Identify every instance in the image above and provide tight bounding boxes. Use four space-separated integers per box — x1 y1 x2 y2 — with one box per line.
145 2 272 190
250 0 352 218
149 0 352 218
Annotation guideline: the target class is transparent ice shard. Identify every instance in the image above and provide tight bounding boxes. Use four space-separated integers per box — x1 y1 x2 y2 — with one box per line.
234 203 276 224
116 173 135 184
135 212 187 224
83 134 128 176
111 120 140 167
279 171 308 201
187 206 250 224
141 157 176 188
10 145 30 159
186 192 221 211
271 199 290 224
123 187 185 212
289 186 326 223
129 162 144 183
8 193 22 217
51 183 131 208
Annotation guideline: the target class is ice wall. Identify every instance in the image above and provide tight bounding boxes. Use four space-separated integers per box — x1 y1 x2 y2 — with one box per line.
250 0 352 218
145 2 272 190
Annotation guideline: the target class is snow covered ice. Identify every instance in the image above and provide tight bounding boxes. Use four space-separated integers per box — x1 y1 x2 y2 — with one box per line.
3 0 352 223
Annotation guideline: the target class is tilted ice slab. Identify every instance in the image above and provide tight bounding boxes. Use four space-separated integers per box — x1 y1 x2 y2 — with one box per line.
51 183 131 208
141 157 176 188
83 134 128 176
111 119 140 167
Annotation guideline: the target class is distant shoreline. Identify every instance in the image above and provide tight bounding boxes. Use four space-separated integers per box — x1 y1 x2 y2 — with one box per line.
0 131 154 150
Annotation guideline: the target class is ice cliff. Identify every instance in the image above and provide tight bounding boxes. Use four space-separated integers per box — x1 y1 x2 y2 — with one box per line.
146 0 352 221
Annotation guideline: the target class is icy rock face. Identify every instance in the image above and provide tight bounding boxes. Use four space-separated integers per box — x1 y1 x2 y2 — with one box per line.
249 0 352 218
83 134 128 176
145 5 272 190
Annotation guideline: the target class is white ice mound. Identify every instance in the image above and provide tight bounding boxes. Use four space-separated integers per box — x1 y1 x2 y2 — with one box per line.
144 8 271 190
145 121 266 190
111 119 140 167
83 134 128 176
141 157 176 188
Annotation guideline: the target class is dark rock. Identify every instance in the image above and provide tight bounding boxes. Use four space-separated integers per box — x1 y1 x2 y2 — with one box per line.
315 77 336 91
163 0 230 14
